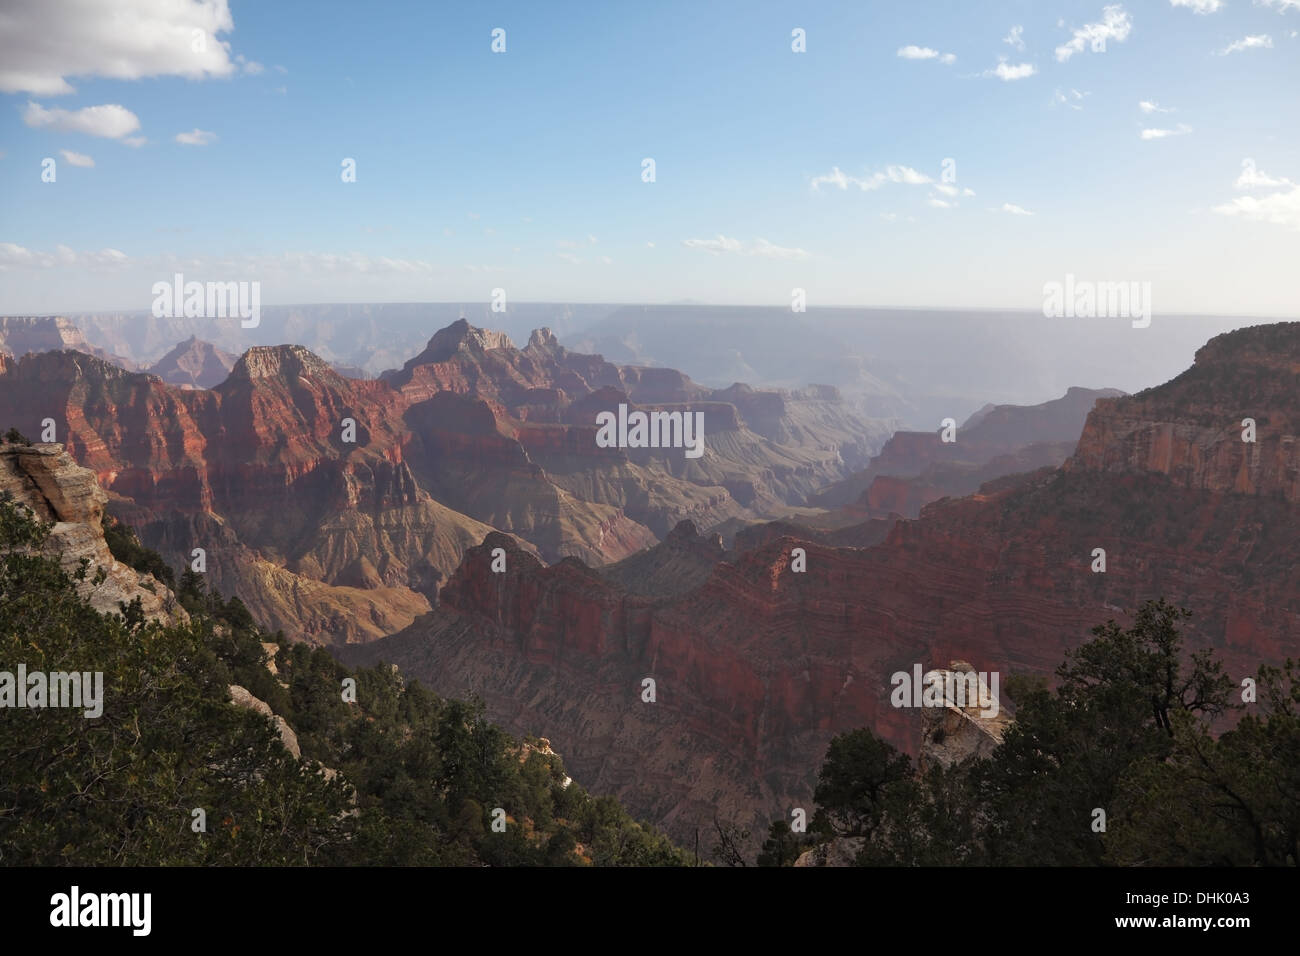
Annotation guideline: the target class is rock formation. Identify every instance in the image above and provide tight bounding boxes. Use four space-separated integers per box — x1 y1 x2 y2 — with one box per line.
0 319 887 643
0 439 183 624
343 323 1299 845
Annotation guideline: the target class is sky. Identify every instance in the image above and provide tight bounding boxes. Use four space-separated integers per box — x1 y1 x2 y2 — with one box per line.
1 0 1298 315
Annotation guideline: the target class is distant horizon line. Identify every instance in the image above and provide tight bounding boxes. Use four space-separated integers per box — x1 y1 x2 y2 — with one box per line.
3 302 1298 322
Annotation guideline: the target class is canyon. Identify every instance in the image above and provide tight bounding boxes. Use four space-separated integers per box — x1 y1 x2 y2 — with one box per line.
343 322 1299 845
0 317 889 644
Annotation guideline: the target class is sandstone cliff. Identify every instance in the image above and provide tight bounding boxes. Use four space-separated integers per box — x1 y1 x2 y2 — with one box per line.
0 319 887 643
0 440 184 624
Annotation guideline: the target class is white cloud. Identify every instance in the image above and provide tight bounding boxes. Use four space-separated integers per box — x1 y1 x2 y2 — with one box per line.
1234 160 1293 188
1214 182 1300 230
558 252 582 264
1140 123 1193 139
274 64 288 74
1170 0 1223 12
1255 0 1300 12
990 60 1037 81
897 45 956 63
235 54 263 75
999 203 1035 215
681 235 811 260
123 136 147 148
1003 26 1026 50
810 164 933 191
1055 5 1132 61
1218 35 1274 54
645 241 655 248
0 0 241 95
175 128 216 146
927 197 953 209
22 102 141 139
59 149 94 167
1139 100 1172 113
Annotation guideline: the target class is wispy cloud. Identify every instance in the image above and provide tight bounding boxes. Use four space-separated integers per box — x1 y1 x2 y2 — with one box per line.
811 164 933 191
1217 35 1273 55
1003 25 1026 50
1055 5 1132 62
681 235 811 260
58 149 94 167
1139 100 1172 113
1053 88 1089 109
1140 123 1193 139
1169 0 1223 13
998 203 1035 215
0 243 128 269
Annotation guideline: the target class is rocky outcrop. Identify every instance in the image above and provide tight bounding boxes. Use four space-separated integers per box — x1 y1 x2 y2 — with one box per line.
917 661 1011 771
1068 328 1299 502
0 441 183 623
793 837 864 867
228 684 301 758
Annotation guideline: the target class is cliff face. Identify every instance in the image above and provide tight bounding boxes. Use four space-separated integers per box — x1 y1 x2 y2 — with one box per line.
344 323 1300 845
0 316 135 370
1068 328 1299 502
1 320 886 644
811 386 1124 512
0 441 184 624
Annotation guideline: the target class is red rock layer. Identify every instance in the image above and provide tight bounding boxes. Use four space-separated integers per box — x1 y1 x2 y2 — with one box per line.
344 323 1299 844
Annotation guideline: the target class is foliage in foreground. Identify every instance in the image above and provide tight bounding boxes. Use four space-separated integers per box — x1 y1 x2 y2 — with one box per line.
0 496 690 866
752 600 1297 867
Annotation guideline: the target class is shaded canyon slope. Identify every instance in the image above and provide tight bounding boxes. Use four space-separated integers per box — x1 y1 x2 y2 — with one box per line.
0 319 887 644
809 385 1125 515
343 323 1300 844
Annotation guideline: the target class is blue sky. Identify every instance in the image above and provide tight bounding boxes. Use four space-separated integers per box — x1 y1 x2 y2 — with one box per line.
1 0 1298 314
